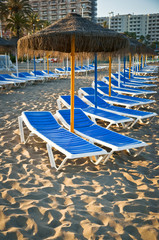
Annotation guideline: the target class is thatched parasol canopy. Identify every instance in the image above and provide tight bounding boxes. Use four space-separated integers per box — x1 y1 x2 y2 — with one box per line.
18 13 129 56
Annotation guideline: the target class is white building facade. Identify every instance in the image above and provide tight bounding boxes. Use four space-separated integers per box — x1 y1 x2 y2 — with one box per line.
29 0 97 23
97 13 159 44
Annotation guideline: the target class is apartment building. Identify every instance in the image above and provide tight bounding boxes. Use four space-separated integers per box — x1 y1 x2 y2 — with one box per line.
97 13 159 44
29 0 97 23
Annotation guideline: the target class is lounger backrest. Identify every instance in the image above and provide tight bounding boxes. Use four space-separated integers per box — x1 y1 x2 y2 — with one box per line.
24 112 61 131
84 95 110 108
0 76 6 80
98 86 118 97
1 74 12 79
22 72 32 76
43 70 54 74
80 87 95 95
58 109 93 128
32 71 44 75
103 77 123 87
80 87 104 98
112 73 125 81
55 68 65 71
97 81 107 87
61 95 89 109
64 67 71 71
18 73 26 77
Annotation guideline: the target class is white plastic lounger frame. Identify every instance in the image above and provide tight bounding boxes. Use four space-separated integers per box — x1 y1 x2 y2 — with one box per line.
18 111 107 170
56 109 148 164
81 95 157 128
57 95 133 129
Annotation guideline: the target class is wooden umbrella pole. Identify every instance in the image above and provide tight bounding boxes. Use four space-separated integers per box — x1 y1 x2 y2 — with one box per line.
129 53 131 79
71 35 75 133
143 55 145 67
47 54 49 73
109 55 111 96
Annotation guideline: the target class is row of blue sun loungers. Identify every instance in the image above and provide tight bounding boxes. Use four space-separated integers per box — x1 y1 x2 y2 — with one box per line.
55 64 106 74
18 65 158 170
0 71 64 90
0 65 103 91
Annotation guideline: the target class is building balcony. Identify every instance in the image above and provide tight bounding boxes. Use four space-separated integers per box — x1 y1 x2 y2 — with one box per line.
60 6 66 10
60 1 66 5
84 9 91 14
81 0 92 3
51 12 57 16
41 3 47 7
32 3 38 7
41 12 47 16
33 8 38 12
50 2 56 5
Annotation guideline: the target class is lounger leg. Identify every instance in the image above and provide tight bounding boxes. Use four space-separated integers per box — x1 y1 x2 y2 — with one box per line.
90 116 97 124
89 155 106 165
18 116 25 143
57 99 62 110
78 89 83 98
128 118 139 129
106 123 112 129
103 150 114 164
134 147 145 157
46 143 57 169
46 143 68 170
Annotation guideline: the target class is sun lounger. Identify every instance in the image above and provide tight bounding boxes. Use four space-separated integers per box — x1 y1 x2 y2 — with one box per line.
63 66 86 74
102 78 157 96
78 66 92 72
121 71 157 82
0 75 27 87
91 85 156 106
30 71 50 81
80 94 157 128
42 70 60 78
0 80 14 89
112 73 157 88
104 77 157 94
18 111 107 170
79 86 144 108
56 108 147 164
57 95 133 129
55 68 69 77
95 80 145 96
16 72 43 83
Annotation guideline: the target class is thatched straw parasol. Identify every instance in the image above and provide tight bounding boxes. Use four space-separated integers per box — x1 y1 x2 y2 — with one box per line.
18 13 129 55
18 13 129 132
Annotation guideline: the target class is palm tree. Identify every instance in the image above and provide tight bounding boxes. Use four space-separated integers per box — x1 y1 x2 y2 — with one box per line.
6 0 32 38
28 13 43 33
0 0 9 37
103 20 108 29
7 0 32 16
28 12 50 34
139 35 145 43
5 13 29 39
124 31 137 39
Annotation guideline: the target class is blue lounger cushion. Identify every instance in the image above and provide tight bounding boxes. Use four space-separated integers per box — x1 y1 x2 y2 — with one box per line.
18 111 106 170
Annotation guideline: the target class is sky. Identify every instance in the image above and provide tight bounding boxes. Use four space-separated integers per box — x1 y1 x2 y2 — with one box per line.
97 0 159 17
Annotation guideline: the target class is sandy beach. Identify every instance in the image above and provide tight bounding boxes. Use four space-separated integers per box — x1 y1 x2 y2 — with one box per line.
0 66 158 239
